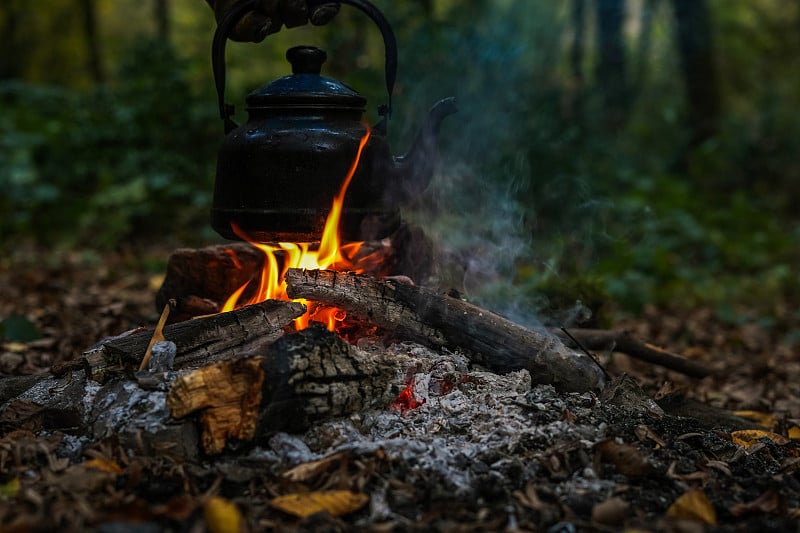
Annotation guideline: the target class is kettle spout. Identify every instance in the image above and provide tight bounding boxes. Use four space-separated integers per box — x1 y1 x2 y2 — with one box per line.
391 97 458 201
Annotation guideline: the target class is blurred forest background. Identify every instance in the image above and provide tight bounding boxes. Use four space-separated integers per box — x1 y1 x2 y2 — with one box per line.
1 0 799 328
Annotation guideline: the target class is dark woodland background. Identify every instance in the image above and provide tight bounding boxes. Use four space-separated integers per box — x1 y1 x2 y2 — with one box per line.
1 0 799 331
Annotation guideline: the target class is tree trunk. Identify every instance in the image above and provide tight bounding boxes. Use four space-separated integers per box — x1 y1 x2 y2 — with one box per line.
79 0 105 84
0 1 24 80
594 0 628 129
570 0 587 84
670 0 720 147
154 0 170 41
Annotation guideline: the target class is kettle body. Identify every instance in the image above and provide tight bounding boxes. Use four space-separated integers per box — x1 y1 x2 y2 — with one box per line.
210 0 455 243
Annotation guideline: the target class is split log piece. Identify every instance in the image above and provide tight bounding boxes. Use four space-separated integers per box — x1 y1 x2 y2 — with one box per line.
167 326 408 454
83 299 306 382
284 269 606 392
553 328 712 379
156 243 264 322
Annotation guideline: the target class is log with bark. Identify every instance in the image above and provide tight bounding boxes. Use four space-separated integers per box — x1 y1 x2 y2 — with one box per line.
167 325 411 454
284 268 607 392
83 299 305 382
156 245 709 379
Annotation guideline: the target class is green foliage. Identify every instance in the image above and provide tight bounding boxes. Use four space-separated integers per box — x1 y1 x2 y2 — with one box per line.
1 0 798 321
0 39 218 248
0 315 42 342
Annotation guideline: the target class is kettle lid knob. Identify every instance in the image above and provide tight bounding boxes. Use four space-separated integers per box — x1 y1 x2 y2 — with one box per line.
287 45 327 75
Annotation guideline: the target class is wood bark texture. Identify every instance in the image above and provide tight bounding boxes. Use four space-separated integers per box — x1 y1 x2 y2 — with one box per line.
83 299 305 382
167 326 408 454
284 269 606 392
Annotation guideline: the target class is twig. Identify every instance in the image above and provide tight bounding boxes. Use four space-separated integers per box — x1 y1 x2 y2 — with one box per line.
139 303 171 371
552 328 712 379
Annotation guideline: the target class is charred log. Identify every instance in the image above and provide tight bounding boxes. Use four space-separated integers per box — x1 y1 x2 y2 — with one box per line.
284 269 606 392
83 299 305 382
156 243 264 322
167 326 408 454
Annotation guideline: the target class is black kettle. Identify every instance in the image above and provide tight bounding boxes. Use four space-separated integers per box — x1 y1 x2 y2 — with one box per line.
210 0 457 243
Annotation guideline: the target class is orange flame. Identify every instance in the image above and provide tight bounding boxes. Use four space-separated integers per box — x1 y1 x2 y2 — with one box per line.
221 128 375 331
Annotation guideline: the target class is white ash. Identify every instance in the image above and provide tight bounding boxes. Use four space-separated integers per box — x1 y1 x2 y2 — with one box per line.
280 341 614 502
91 380 173 439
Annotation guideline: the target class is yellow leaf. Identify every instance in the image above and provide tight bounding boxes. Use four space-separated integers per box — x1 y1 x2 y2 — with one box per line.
204 496 242 533
667 488 717 525
0 477 20 500
83 457 123 474
734 410 777 429
270 490 368 518
731 429 790 448
3 342 28 353
788 426 800 440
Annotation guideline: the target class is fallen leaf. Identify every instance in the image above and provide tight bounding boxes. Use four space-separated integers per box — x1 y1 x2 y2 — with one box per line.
788 426 800 440
667 489 717 525
594 438 652 478
666 461 710 483
204 496 242 533
270 490 368 519
0 477 20 500
591 496 629 526
83 457 123 474
704 460 732 477
282 452 347 483
734 410 777 429
635 424 667 448
729 489 781 517
731 429 790 448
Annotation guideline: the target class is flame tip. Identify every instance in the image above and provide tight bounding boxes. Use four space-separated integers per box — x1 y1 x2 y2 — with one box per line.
222 129 373 333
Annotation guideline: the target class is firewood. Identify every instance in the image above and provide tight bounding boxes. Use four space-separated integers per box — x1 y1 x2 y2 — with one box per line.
156 243 264 322
167 326 407 454
553 328 712 378
284 269 607 392
83 299 306 382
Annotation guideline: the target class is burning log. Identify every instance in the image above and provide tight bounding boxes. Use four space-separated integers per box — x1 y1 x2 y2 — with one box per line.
156 243 264 322
167 326 408 454
84 299 305 382
284 269 607 392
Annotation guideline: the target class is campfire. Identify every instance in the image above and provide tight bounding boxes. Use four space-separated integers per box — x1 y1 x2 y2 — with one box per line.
6 2 798 530
218 128 385 332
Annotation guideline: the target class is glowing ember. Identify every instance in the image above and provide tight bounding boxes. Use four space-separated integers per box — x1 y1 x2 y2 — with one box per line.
391 375 426 412
221 128 378 331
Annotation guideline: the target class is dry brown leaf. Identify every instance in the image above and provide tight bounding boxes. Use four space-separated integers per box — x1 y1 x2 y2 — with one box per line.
666 461 710 483
82 457 123 474
270 490 368 518
733 410 777 429
667 489 717 525
729 489 781 517
282 452 347 483
0 477 20 500
635 424 667 448
591 496 629 526
731 429 790 448
204 496 243 533
594 438 652 478
788 426 800 440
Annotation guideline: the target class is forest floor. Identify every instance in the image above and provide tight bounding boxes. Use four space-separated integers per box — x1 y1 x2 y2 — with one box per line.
1 243 799 532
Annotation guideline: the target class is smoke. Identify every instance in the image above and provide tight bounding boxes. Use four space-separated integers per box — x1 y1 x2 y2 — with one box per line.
392 2 594 329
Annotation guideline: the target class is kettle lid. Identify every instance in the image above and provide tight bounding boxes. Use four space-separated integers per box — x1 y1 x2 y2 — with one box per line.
246 46 366 111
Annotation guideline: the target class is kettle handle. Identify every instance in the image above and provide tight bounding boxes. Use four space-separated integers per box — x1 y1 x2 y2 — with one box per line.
213 0 397 135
